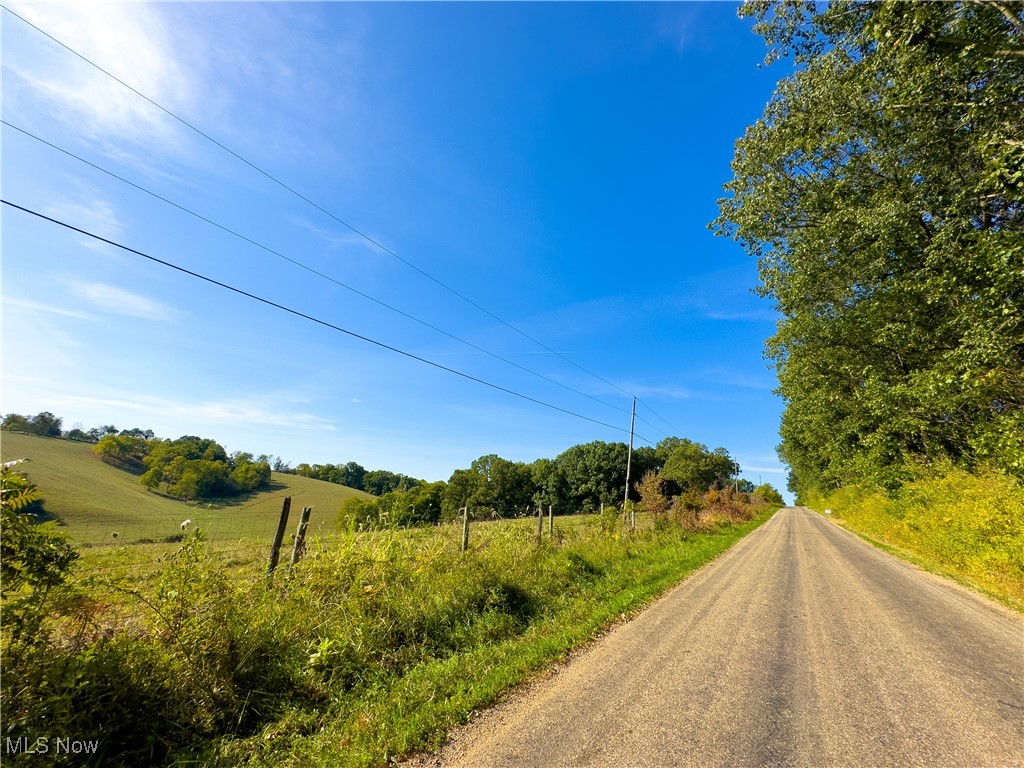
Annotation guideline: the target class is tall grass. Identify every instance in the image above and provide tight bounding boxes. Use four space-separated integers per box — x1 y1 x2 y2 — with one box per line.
806 466 1024 606
1 502 774 767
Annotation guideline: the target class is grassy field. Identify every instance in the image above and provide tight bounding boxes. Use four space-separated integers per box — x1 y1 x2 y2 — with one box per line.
4 495 775 768
3 430 781 768
0 432 370 544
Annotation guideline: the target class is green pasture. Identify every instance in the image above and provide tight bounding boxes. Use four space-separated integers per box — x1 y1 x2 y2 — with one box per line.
0 432 370 545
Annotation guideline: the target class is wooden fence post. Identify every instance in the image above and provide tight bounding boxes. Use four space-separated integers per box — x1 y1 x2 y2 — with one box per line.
461 506 470 552
536 505 543 543
290 506 312 566
548 504 553 537
267 496 291 580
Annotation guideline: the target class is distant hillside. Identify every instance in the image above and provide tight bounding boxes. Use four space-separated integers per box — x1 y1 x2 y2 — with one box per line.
1 432 371 544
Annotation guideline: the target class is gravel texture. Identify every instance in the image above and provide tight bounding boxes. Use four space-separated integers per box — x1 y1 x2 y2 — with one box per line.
408 507 1024 768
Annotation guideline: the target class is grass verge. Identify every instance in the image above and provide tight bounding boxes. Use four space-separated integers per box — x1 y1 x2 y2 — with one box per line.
3 503 773 768
805 465 1024 611
212 514 770 768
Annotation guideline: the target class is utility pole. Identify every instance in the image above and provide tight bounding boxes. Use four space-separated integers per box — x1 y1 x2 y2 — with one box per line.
734 461 740 493
624 397 636 529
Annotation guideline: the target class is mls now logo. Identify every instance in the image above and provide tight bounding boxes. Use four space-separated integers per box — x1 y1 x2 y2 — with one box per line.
6 736 100 755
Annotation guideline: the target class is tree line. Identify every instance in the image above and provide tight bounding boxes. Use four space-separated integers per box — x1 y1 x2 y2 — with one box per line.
715 1 1023 497
2 410 785 517
291 462 423 496
336 437 774 530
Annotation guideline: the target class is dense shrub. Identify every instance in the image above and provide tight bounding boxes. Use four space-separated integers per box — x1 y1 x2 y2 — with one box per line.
96 435 272 500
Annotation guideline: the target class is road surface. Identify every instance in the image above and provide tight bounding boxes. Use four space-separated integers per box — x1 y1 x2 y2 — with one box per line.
414 507 1024 768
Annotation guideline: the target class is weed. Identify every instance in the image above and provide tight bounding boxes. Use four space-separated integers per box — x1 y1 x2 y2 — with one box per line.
808 465 1024 605
3 503 773 767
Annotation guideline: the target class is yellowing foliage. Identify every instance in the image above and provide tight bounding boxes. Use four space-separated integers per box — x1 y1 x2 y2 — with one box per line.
809 467 1024 605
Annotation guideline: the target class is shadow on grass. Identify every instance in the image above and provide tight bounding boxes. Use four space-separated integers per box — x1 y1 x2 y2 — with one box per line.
137 480 292 510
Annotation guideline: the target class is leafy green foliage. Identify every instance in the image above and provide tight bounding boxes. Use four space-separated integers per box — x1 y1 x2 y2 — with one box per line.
752 483 785 507
660 440 736 495
1 466 79 653
294 461 423 496
808 467 1024 604
94 433 151 470
339 482 447 530
441 454 534 519
2 411 63 437
5 504 772 767
0 462 42 513
716 1 1024 494
94 434 273 500
0 506 77 598
552 441 630 512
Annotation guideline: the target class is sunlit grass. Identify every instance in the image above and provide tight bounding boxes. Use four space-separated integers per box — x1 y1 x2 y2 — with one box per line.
4 496 774 768
807 466 1024 608
0 432 369 545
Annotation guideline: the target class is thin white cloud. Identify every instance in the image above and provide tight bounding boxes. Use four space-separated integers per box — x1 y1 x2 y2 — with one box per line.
44 196 125 251
740 465 788 475
289 216 385 254
69 282 178 321
46 393 336 433
2 296 95 321
632 384 698 401
6 2 192 149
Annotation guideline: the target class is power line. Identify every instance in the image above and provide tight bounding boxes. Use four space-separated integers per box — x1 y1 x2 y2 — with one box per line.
4 5 677 437
636 399 682 436
2 198 656 446
1 119 633 420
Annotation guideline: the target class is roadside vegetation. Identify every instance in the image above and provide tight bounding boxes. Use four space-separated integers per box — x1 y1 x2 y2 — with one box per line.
715 1 1022 604
1 455 776 767
2 409 784 767
806 467 1024 607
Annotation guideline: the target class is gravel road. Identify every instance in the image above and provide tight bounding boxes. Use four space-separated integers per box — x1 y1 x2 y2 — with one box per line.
414 507 1024 768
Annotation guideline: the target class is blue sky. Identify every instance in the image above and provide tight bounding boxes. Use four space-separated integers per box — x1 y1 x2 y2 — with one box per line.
2 2 792 497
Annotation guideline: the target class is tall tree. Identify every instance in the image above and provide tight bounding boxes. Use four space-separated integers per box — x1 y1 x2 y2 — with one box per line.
555 441 630 512
660 440 735 495
715 1 1024 493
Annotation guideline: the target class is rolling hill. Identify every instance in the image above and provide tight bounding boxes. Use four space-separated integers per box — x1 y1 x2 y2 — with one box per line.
1 432 372 544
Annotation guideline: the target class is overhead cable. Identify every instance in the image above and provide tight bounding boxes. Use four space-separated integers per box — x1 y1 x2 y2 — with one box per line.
4 5 676 439
2 119 635 420
2 198 656 446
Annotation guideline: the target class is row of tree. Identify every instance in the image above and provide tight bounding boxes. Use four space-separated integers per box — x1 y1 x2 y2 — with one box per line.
2 412 69 439
716 1 1023 496
4 410 783 519
290 462 423 496
338 438 751 529
4 413 164 448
